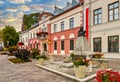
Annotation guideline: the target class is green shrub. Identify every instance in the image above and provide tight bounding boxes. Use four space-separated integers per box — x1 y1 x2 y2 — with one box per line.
14 49 30 62
70 52 75 62
8 46 18 53
36 55 47 60
30 48 40 59
3 47 8 51
9 58 24 63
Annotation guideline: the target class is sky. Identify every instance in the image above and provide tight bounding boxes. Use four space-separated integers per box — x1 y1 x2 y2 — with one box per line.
0 0 72 32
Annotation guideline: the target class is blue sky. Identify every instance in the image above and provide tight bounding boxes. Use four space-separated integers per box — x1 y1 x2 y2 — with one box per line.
0 0 72 31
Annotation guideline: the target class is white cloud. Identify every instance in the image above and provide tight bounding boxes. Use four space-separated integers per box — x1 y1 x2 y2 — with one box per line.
18 5 30 11
30 4 44 11
25 0 31 2
56 0 62 2
8 0 25 4
0 1 4 4
0 17 22 31
1 18 16 23
35 3 64 11
17 11 24 18
10 21 22 32
7 0 31 4
0 13 19 23
6 8 17 12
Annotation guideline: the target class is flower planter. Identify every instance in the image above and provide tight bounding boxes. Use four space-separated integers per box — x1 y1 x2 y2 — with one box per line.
74 65 86 78
38 58 44 65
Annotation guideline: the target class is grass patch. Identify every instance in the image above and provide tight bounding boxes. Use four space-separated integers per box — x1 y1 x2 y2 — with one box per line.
9 58 24 63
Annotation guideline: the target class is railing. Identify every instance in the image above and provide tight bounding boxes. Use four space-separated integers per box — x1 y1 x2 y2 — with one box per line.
36 32 48 40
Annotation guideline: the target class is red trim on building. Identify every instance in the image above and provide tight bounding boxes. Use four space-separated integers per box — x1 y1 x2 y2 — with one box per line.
50 27 80 54
86 8 89 41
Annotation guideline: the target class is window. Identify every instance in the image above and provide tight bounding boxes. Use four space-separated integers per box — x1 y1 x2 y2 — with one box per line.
54 24 57 32
61 21 64 31
93 37 101 52
36 43 38 49
108 1 119 21
70 39 74 50
26 37 27 42
42 28 46 32
42 17 45 21
61 40 64 50
108 35 119 52
23 38 24 42
93 8 102 25
70 18 74 29
33 32 35 38
31 33 32 39
54 41 57 50
31 44 32 49
29 34 31 39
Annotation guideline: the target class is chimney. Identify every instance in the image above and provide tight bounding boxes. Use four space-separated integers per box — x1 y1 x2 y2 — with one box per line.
66 2 70 6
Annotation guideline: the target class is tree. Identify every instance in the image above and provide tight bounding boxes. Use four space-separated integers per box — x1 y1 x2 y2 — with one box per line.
22 12 40 31
2 25 19 47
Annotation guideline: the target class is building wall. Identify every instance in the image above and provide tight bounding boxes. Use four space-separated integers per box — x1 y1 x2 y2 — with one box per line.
19 30 29 49
19 0 120 59
28 25 40 50
50 5 83 55
51 6 82 33
38 17 51 52
50 27 80 55
86 0 120 58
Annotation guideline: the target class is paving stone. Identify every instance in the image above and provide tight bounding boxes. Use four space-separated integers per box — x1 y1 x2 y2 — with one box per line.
0 55 120 82
0 55 76 82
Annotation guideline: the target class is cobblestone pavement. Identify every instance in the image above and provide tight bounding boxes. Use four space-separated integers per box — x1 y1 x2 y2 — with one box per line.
0 55 120 82
0 55 76 82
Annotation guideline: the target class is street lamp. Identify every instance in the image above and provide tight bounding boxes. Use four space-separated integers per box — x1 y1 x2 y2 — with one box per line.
7 41 9 46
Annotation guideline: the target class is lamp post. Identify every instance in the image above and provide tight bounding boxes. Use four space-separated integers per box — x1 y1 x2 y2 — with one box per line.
7 41 9 46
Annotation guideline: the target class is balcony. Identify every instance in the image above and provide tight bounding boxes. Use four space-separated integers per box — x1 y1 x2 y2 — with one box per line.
17 42 24 45
36 32 48 41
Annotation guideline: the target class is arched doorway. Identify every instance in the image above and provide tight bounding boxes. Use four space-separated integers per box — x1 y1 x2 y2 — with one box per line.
43 43 47 51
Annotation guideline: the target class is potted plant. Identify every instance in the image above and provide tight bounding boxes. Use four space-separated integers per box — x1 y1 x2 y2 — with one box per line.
70 53 90 78
36 55 47 65
92 52 104 59
95 70 120 82
73 57 89 78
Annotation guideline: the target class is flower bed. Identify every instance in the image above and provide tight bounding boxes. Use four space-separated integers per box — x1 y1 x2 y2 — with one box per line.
9 58 24 63
92 53 104 59
96 70 120 82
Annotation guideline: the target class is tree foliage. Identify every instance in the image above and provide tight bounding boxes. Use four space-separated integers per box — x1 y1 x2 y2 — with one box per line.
2 25 19 47
22 12 40 31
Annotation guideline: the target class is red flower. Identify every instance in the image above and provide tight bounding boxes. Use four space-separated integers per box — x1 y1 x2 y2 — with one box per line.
17 42 24 45
76 58 81 61
36 32 48 36
96 70 120 82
